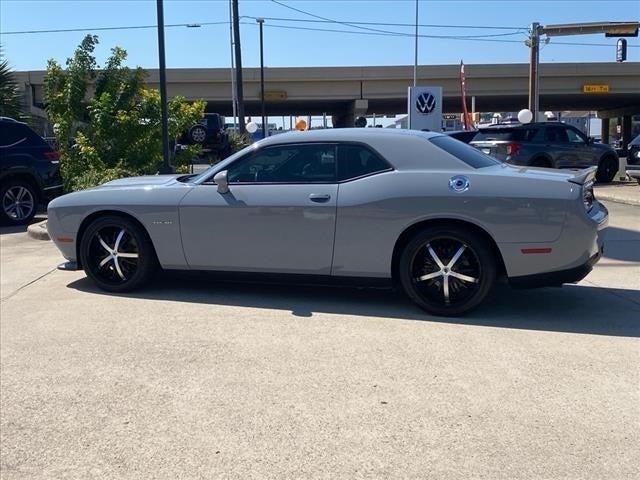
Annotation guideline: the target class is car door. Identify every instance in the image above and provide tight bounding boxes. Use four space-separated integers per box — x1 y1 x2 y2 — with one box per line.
179 142 339 274
565 126 595 168
543 125 575 168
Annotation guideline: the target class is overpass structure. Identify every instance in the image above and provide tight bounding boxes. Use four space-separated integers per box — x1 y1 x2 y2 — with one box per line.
16 61 640 133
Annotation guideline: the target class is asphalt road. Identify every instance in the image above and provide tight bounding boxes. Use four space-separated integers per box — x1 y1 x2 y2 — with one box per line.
1 203 639 480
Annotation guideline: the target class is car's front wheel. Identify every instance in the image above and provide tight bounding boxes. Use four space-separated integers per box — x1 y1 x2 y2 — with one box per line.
79 215 157 292
399 225 497 316
0 181 38 225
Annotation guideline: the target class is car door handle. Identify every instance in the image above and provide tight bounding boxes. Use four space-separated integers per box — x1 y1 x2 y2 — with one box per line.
309 193 331 203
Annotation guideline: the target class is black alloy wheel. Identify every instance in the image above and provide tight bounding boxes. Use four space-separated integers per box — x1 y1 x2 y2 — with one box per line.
80 216 157 292
399 225 497 316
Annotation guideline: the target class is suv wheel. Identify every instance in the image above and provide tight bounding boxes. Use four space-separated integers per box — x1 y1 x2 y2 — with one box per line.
398 225 497 316
189 125 207 144
596 156 618 183
531 157 552 168
0 181 38 225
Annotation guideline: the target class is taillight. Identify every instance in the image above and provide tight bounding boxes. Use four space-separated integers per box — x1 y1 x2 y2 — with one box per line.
506 143 521 156
44 151 61 162
583 180 595 211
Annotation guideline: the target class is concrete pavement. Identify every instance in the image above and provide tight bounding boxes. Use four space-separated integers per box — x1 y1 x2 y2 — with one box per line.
1 202 639 479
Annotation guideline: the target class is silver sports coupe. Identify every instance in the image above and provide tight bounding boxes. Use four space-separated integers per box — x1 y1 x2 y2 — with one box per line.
48 129 608 316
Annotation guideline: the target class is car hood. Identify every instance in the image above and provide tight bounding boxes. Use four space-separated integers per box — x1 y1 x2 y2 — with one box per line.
98 174 184 189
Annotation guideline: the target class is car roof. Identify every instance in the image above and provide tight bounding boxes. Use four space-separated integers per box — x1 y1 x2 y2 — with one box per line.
258 127 442 146
478 121 568 130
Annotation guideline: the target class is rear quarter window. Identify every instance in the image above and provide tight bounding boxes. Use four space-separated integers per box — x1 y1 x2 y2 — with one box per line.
430 135 501 169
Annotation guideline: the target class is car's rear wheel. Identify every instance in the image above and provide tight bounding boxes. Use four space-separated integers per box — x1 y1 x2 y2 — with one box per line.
79 215 157 292
0 181 37 225
399 225 497 316
596 156 618 183
531 157 552 168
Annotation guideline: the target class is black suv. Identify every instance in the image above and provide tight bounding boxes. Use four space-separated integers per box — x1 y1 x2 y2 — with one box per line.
0 117 63 225
179 113 231 159
470 122 619 182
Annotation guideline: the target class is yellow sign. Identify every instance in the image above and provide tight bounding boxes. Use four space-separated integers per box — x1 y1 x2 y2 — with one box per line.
264 90 287 101
583 84 610 93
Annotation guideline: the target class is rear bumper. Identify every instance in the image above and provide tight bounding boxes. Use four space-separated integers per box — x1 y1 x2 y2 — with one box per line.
509 248 602 288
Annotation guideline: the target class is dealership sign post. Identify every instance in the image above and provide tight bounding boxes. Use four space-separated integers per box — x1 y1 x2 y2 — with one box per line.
408 86 443 132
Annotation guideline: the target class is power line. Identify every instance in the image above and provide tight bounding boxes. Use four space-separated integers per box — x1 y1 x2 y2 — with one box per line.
0 21 228 35
241 21 638 47
2 17 637 48
249 15 526 31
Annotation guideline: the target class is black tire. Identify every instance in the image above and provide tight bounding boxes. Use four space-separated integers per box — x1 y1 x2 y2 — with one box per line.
79 215 157 292
0 180 38 225
595 156 618 183
531 157 552 168
189 125 207 144
398 225 497 316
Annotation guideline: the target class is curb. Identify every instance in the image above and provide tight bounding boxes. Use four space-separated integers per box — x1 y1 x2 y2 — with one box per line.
595 193 640 207
27 220 51 241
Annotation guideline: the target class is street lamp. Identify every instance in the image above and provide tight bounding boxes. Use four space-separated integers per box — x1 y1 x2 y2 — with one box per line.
256 18 267 139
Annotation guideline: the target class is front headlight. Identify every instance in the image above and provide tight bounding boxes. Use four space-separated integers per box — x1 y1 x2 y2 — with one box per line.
583 180 595 211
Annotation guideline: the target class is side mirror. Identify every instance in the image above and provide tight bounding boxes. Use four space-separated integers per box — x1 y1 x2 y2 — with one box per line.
587 136 595 145
214 170 229 194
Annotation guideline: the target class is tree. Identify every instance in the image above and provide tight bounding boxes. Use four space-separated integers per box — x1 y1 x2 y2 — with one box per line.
44 35 204 191
0 48 25 119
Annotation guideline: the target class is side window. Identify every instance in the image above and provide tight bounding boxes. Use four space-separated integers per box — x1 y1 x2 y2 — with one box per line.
544 126 569 143
0 124 28 148
337 144 391 181
227 144 337 184
566 127 586 144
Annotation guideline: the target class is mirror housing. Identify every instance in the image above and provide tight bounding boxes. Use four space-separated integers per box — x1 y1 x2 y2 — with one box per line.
587 136 595 145
214 170 229 194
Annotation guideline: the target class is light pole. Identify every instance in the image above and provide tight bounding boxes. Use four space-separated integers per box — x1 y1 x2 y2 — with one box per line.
156 0 171 173
257 18 266 139
413 0 419 86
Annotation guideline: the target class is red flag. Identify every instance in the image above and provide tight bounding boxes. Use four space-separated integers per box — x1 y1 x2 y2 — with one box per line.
459 61 472 130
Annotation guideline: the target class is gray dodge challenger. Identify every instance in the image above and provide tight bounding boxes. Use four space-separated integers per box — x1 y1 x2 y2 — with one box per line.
48 129 608 316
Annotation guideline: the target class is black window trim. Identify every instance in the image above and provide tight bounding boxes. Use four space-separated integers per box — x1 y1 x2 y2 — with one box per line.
202 140 394 186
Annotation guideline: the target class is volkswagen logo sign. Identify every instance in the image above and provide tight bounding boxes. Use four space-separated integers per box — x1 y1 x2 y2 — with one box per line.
449 175 470 193
416 92 437 114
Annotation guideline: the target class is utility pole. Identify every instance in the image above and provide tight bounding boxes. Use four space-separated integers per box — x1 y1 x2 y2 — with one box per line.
232 0 246 133
156 0 171 173
413 0 419 86
527 22 540 122
257 18 266 139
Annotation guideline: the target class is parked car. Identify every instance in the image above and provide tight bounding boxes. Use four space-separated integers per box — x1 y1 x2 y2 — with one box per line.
627 134 640 166
470 122 619 183
445 130 478 144
0 117 63 225
48 129 607 316
179 113 231 159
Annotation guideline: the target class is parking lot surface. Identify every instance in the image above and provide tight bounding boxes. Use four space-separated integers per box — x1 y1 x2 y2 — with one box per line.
1 202 639 479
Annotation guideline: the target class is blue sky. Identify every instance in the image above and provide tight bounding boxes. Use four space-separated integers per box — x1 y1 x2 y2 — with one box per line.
1 0 639 71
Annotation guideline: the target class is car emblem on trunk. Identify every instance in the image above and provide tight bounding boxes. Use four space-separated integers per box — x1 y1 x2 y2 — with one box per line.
449 175 470 192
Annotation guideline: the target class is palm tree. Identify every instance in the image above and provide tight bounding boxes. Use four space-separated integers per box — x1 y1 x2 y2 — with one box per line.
0 49 25 119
